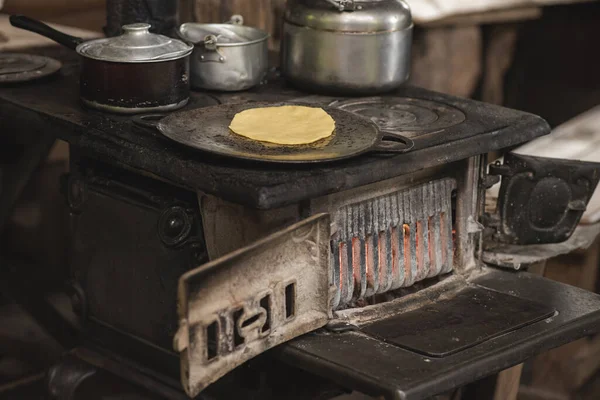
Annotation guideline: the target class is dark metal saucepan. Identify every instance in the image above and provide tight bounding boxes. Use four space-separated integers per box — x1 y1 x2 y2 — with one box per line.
133 102 414 163
9 15 193 114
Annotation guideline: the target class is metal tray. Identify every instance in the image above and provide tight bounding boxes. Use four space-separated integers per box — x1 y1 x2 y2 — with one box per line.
0 53 62 84
135 102 414 164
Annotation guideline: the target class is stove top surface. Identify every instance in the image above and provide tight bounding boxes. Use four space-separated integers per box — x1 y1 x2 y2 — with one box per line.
0 58 550 209
333 97 467 137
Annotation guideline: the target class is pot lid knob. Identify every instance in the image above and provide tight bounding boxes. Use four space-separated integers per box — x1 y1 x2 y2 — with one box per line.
122 23 152 33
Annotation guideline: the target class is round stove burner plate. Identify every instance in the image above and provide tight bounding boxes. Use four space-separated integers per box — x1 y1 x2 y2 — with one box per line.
0 53 62 84
331 97 466 138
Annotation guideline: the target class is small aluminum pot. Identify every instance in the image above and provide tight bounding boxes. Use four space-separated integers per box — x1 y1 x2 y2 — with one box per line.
177 17 270 92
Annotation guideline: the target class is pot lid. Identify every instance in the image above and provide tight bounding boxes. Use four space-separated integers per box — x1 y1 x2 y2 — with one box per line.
76 23 193 63
178 23 269 47
284 0 412 32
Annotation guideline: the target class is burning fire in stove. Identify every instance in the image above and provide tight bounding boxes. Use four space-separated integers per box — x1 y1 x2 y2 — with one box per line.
331 178 456 309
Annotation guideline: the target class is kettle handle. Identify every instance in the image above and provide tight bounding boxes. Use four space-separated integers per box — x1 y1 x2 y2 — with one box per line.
324 0 357 11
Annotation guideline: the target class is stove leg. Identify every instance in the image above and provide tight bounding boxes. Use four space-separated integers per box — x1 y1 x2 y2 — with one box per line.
46 355 97 400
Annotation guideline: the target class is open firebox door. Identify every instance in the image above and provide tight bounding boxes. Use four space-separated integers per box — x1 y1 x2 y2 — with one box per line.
174 214 332 397
175 154 600 400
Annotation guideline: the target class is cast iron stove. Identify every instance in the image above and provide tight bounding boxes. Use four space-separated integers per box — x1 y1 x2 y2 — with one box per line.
2 52 600 400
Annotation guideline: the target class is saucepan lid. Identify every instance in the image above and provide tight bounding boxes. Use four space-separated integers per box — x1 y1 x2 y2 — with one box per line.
77 23 193 63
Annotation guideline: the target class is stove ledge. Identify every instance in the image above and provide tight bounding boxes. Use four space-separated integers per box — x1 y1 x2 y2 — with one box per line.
275 267 600 400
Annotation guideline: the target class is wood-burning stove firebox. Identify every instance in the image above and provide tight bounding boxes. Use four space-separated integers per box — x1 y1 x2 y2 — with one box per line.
2 53 600 399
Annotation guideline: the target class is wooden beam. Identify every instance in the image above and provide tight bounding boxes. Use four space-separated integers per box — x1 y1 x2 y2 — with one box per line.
493 364 524 400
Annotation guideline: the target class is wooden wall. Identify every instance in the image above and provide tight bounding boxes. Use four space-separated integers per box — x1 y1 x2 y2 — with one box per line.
2 0 105 31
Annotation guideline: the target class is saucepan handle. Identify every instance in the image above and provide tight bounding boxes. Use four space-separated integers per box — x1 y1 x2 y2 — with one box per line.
132 114 167 130
9 15 84 51
372 131 414 154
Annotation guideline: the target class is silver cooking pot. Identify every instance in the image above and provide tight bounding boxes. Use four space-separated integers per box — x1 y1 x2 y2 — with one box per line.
281 0 413 95
177 16 270 91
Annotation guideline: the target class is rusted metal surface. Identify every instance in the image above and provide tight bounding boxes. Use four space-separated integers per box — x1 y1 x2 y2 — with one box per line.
175 214 331 397
330 178 456 309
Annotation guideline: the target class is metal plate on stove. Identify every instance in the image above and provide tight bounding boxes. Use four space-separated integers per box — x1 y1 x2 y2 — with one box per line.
155 102 413 163
362 286 555 357
278 268 600 400
0 53 62 84
330 97 466 138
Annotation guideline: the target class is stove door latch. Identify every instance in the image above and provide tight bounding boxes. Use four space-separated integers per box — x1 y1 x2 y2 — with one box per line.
487 152 600 245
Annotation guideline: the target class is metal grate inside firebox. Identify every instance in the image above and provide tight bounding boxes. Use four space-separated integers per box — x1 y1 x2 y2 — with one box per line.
331 178 457 309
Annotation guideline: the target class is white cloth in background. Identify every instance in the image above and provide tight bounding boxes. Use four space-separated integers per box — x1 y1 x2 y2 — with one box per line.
407 0 591 22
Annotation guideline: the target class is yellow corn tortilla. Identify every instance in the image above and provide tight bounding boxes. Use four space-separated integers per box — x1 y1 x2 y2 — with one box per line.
229 105 335 145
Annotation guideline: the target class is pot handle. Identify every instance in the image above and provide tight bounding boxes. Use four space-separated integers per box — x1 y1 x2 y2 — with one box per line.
324 0 357 11
132 114 167 130
201 35 227 62
372 131 414 154
224 15 244 25
9 15 84 51
204 34 219 51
